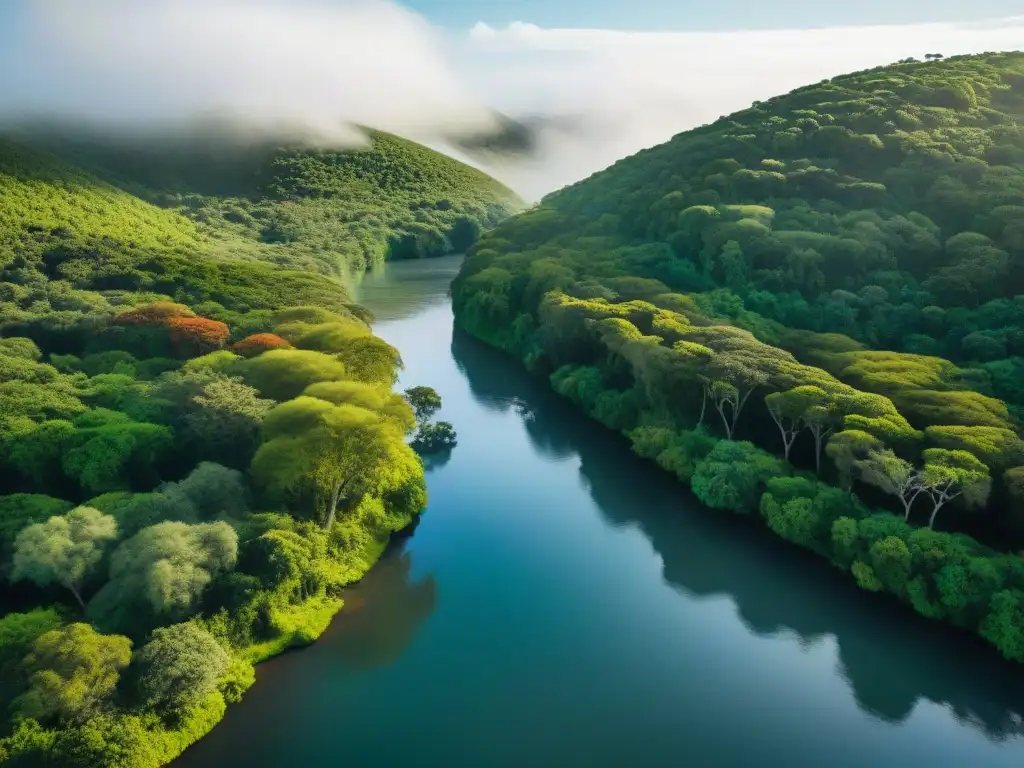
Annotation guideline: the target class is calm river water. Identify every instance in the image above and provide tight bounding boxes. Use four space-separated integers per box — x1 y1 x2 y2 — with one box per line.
177 255 1024 767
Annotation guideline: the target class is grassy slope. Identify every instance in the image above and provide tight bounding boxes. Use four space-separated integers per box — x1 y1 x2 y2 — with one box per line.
0 138 354 321
22 127 525 276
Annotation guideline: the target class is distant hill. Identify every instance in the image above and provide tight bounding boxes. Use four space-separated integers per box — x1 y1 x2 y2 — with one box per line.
16 124 524 276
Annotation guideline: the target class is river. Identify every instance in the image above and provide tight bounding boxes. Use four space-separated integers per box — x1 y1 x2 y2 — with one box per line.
177 255 1024 767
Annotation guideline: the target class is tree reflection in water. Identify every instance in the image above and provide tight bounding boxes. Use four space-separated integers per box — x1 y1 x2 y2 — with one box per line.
331 541 438 670
451 326 1024 742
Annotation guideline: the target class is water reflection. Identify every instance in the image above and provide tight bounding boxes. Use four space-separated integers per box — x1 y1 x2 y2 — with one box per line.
450 326 1024 741
351 255 464 324
330 543 438 670
421 448 454 473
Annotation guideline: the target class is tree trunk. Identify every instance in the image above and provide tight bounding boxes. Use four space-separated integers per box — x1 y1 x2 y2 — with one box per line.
67 583 86 611
928 501 944 529
716 402 733 440
323 483 341 530
698 388 707 427
814 431 822 473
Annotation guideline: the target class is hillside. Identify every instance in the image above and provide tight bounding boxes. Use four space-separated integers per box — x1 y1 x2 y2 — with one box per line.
0 131 453 762
454 53 1024 662
20 126 524 276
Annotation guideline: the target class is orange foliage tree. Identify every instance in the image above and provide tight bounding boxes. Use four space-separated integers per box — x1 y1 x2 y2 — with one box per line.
111 302 229 358
167 316 230 357
232 333 292 358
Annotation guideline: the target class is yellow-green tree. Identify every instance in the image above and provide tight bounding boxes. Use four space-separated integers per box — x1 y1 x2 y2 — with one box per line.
252 397 422 529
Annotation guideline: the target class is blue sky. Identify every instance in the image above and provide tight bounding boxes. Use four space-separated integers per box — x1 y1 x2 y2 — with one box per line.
402 0 1022 30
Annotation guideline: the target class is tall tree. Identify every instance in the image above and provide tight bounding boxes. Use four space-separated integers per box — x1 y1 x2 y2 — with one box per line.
11 507 118 609
857 449 925 520
919 449 992 529
88 521 238 633
252 397 422 529
764 386 832 462
404 386 443 425
826 430 883 492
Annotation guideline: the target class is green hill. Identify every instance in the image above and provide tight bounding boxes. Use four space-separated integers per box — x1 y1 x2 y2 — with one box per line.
454 52 1024 662
0 128 491 763
21 126 524 275
0 137 361 348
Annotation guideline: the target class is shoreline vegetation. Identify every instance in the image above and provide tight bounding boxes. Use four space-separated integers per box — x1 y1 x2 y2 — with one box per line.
0 131 497 766
452 52 1024 667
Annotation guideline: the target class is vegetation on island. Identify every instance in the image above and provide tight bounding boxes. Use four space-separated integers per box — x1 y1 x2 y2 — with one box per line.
452 52 1024 663
405 385 458 454
0 131 495 765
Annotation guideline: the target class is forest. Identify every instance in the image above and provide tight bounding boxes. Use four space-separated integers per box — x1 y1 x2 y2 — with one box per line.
15 126 523 276
0 135 464 765
452 53 1024 664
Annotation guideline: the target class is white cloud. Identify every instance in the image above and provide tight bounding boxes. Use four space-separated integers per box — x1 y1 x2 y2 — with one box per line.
0 0 495 141
0 1 1020 199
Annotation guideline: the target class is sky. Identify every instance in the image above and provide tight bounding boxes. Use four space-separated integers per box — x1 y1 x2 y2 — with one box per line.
0 1 1022 198
404 0 1024 31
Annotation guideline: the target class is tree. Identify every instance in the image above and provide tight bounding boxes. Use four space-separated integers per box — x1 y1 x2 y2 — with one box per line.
160 462 249 521
404 386 443 425
167 316 229 358
857 449 925 520
403 386 457 453
14 623 131 723
802 397 839 473
333 336 404 386
826 430 883 492
0 608 63 678
184 377 273 468
305 380 415 432
251 398 422 529
919 449 992 529
133 622 230 716
88 521 238 633
232 333 291 358
698 344 771 440
237 349 347 401
6 419 76 487
11 507 118 609
411 422 458 454
61 412 173 494
764 386 831 462
691 440 788 514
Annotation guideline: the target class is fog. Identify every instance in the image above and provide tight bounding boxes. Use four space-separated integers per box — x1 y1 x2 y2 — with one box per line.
1 0 1022 199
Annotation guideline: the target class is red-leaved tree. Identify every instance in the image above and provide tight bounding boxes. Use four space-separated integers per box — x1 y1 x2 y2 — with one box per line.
232 333 292 358
167 316 230 357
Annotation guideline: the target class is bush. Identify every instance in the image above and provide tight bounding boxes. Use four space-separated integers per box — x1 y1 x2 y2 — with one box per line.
691 441 789 514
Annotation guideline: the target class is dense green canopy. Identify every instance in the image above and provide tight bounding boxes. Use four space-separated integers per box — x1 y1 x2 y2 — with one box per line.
0 122 446 765
453 51 1024 668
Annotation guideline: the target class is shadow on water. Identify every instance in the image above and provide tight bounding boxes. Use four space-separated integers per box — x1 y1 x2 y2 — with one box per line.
325 542 438 671
450 326 1024 741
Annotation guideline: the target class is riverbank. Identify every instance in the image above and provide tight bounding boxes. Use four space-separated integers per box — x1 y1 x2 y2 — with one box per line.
451 292 1024 669
152 530 397 765
176 256 1024 768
